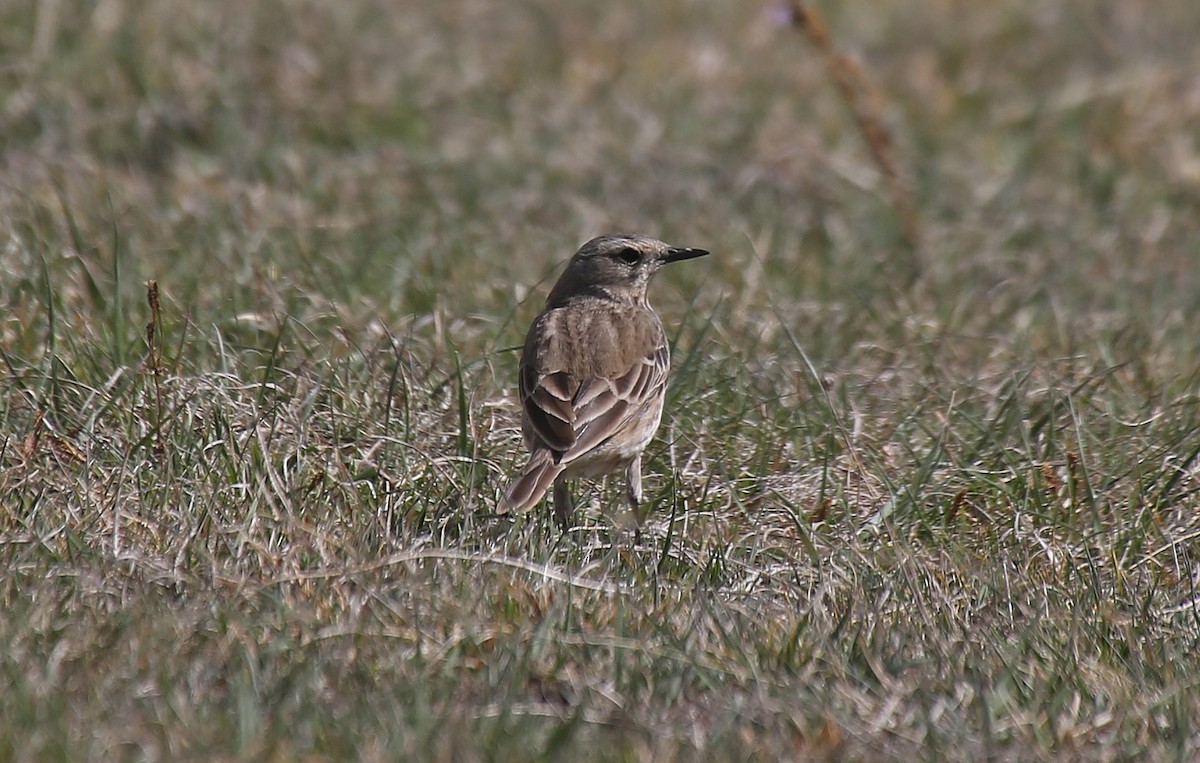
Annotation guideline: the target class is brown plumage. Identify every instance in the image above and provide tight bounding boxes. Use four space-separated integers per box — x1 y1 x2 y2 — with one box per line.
498 233 709 528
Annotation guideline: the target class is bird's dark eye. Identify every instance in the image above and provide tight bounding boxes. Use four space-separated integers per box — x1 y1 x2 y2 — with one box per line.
616 247 640 265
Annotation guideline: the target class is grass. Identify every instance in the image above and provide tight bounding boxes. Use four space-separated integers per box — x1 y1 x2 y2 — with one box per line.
2 0 1200 759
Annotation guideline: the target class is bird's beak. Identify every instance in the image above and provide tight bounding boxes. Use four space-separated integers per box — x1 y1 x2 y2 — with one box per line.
660 246 710 264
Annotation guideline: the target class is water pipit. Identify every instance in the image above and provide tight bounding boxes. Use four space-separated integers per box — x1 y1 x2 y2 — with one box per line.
498 233 709 528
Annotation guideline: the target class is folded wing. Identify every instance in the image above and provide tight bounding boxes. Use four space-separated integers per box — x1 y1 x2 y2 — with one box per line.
520 308 669 465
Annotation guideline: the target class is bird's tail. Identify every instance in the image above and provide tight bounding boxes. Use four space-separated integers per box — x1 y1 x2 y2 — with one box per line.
497 450 563 515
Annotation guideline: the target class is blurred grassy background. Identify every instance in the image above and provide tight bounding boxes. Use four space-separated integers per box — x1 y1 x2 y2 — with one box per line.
2 0 1200 760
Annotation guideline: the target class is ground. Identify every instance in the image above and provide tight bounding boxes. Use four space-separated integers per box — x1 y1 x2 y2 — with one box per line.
2 1 1199 760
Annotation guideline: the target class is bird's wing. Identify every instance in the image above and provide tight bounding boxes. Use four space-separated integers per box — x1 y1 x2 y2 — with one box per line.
563 343 669 460
519 308 669 463
520 364 577 453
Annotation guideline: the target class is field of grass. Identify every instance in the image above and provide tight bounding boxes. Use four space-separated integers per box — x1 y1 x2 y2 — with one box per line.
3 0 1200 759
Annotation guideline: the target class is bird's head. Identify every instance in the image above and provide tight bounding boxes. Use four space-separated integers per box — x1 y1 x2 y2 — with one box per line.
546 233 709 307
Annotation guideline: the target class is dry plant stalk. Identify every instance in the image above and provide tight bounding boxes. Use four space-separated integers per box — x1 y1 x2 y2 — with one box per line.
145 280 161 371
786 1 922 280
145 280 165 454
21 408 85 464
1065 450 1082 507
20 409 45 461
945 487 968 522
809 495 830 523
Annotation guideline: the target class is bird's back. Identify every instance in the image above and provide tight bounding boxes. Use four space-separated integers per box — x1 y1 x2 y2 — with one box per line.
523 297 666 381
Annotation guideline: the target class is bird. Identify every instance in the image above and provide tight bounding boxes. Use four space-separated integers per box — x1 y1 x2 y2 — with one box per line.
497 233 710 529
